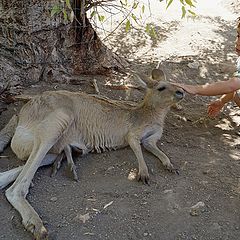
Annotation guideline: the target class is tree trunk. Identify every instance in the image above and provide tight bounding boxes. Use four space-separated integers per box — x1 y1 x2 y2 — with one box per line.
0 0 127 87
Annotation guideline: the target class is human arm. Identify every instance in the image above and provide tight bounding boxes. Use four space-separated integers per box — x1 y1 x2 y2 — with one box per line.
174 77 240 96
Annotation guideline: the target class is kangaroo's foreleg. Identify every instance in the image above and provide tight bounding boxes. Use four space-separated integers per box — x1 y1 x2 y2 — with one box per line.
51 151 65 177
127 133 149 184
51 143 87 180
142 133 177 173
5 110 73 240
64 145 78 181
51 146 78 180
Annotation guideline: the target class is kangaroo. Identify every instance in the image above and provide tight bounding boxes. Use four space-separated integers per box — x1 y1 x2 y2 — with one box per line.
0 69 184 240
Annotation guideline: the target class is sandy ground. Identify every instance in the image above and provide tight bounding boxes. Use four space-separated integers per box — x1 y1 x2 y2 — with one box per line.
0 1 240 240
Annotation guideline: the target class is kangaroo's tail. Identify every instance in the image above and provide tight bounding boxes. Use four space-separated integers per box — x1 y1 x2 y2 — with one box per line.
0 115 18 153
0 166 23 189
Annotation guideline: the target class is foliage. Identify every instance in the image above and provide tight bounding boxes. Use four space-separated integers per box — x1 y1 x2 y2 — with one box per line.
51 0 197 38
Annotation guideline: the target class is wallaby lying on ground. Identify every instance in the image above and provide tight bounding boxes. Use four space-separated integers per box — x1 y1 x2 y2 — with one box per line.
0 69 184 240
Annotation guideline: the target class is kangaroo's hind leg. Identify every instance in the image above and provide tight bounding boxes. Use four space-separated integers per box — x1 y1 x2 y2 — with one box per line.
5 110 73 240
0 115 18 153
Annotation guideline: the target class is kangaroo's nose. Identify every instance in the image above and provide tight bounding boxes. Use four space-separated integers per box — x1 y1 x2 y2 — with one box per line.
175 90 184 99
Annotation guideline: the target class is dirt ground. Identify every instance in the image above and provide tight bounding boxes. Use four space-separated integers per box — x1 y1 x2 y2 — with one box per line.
0 1 240 240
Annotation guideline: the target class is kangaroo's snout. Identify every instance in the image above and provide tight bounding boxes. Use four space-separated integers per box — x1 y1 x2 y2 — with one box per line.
175 89 184 99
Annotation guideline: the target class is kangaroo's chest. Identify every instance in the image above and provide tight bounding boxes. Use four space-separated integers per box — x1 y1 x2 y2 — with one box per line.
140 124 163 142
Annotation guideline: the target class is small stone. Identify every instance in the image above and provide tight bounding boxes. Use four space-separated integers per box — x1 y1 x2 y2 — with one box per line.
190 201 205 216
188 61 200 69
106 166 114 171
128 169 138 180
212 222 221 230
143 232 149 237
50 197 58 202
200 180 208 185
74 213 90 223
202 169 210 174
163 189 173 194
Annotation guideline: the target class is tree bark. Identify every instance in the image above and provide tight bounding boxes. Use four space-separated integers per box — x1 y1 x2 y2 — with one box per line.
0 0 127 87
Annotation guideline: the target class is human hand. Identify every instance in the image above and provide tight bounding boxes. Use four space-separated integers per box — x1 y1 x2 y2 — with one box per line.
207 99 224 118
171 83 197 95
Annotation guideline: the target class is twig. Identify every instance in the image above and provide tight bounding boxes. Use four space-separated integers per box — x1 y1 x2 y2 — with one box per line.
93 79 100 94
101 6 135 41
81 0 86 27
105 83 142 91
13 95 33 102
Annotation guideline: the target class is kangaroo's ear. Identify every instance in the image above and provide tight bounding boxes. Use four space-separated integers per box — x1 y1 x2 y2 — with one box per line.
131 72 148 90
151 69 166 81
131 69 166 89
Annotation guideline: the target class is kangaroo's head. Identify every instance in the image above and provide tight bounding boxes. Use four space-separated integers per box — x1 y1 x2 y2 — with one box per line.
136 69 185 109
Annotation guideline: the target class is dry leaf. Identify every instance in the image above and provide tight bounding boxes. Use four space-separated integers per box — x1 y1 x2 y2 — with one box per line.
103 201 113 209
74 213 90 223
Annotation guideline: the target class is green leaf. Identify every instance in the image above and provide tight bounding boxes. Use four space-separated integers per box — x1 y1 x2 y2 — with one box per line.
188 9 196 16
51 5 62 17
166 0 174 9
145 24 157 38
131 13 137 23
145 23 151 34
90 10 97 18
125 19 131 32
142 5 145 13
132 1 139 9
185 0 195 7
65 0 71 9
62 8 68 21
98 15 105 22
149 26 157 38
120 0 128 6
179 0 185 5
181 5 186 18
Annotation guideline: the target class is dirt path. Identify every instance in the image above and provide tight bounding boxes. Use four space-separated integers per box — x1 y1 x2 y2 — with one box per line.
0 1 240 240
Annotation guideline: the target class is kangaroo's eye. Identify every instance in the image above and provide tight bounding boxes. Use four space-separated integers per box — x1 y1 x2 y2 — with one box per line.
158 86 166 91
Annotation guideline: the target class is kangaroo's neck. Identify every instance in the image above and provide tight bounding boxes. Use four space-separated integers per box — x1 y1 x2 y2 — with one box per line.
135 90 170 122
138 89 167 111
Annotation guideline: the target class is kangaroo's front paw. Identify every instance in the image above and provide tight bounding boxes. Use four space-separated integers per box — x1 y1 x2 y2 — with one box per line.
69 164 79 182
164 162 179 175
137 168 150 185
